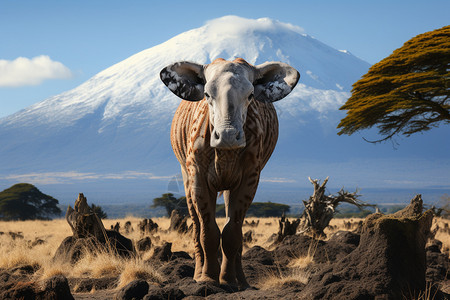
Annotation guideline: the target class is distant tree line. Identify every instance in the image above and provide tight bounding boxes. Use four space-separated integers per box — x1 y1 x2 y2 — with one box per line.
215 202 290 217
151 193 290 218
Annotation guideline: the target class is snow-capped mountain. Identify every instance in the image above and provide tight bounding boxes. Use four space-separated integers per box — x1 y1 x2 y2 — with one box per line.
0 16 372 187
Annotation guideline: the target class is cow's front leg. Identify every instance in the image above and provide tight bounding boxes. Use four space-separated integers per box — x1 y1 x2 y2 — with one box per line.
220 186 255 288
181 168 203 281
191 182 220 283
189 196 204 281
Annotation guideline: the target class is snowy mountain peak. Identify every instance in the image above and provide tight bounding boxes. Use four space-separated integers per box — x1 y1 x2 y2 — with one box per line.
1 16 370 129
0 16 370 175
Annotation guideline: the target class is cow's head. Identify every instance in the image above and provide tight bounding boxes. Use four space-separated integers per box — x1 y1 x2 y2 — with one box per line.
160 58 299 149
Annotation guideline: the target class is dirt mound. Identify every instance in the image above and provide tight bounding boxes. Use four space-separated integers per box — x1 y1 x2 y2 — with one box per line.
53 230 134 264
0 268 74 300
137 236 152 252
144 285 185 300
146 241 192 265
169 209 189 234
69 276 118 293
241 246 278 287
54 193 135 264
272 230 359 266
242 245 274 265
115 279 149 300
426 239 450 282
300 195 435 299
157 258 195 283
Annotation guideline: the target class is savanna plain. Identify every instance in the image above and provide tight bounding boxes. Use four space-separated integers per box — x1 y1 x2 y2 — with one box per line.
1 215 450 299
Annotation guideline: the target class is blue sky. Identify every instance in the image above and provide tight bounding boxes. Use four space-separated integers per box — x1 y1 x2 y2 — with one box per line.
0 0 449 118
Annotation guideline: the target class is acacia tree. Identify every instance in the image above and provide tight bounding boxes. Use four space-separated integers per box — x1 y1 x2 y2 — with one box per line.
0 183 62 220
338 25 450 142
90 203 108 219
151 193 188 216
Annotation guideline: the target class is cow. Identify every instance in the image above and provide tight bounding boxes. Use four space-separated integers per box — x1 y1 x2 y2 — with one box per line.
160 58 299 288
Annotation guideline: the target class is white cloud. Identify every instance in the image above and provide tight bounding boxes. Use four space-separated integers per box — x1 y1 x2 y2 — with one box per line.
0 171 173 185
205 16 305 37
260 177 296 183
0 55 73 87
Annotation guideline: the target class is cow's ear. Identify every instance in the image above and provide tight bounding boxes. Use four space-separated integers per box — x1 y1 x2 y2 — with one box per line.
254 62 300 103
160 62 205 101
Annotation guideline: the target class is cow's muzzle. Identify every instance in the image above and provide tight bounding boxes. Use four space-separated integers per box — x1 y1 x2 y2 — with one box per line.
210 126 246 149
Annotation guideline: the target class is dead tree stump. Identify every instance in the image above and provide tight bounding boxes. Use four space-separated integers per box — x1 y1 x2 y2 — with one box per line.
276 214 301 243
300 177 376 238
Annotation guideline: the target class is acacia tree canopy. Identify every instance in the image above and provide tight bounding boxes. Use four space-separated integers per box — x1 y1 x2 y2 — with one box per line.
91 203 108 219
337 25 450 142
151 193 188 216
0 183 62 220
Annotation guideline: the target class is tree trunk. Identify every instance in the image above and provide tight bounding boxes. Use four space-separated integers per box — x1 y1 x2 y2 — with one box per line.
300 177 376 238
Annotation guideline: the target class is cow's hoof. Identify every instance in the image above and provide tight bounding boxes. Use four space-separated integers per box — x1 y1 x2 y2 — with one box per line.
197 276 219 285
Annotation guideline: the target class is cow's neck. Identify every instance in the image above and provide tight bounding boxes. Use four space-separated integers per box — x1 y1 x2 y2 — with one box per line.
206 120 242 189
213 148 242 186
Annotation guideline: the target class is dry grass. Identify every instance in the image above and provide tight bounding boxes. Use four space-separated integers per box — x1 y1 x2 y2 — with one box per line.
0 217 168 288
116 258 165 289
257 266 310 290
0 219 68 270
1 215 450 292
403 281 440 300
241 217 279 250
0 216 281 289
257 236 319 289
288 239 319 269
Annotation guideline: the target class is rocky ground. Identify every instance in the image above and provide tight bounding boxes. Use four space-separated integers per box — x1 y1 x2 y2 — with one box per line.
1 231 449 299
1 197 450 299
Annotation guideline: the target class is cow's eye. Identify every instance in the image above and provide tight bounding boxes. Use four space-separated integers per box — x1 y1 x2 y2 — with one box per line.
204 92 210 99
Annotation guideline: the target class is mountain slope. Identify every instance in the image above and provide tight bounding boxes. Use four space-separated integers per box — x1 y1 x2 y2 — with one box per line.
0 16 371 177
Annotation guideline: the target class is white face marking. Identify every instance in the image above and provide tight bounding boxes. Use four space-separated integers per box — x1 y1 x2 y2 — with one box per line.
203 62 254 149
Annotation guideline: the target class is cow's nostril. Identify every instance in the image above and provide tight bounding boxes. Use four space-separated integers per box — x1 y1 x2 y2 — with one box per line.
236 131 241 141
214 131 220 140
